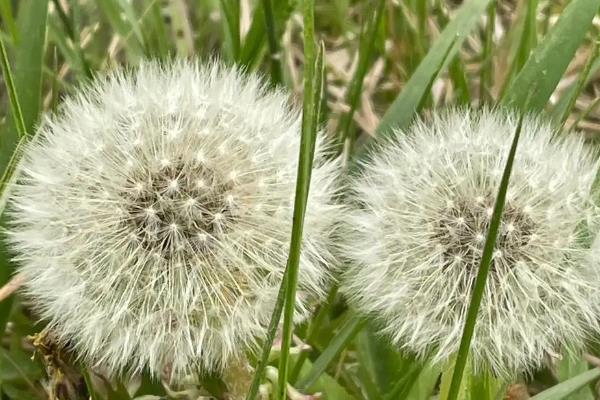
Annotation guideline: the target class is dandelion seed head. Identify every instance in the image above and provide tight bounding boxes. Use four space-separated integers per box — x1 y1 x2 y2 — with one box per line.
7 60 341 381
340 109 600 377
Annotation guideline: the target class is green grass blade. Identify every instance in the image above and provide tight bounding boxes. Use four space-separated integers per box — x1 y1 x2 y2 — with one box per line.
448 55 470 105
261 0 283 85
553 35 600 128
244 267 288 400
276 19 323 398
530 368 600 400
514 0 538 73
0 0 18 41
501 0 600 112
246 17 323 400
81 368 102 400
168 0 194 57
297 317 366 391
219 0 241 62
338 0 384 155
0 0 48 351
479 1 496 104
384 363 423 400
69 0 93 79
376 0 493 137
97 0 144 60
8 0 47 136
140 0 171 58
240 0 293 69
446 116 525 400
0 36 26 138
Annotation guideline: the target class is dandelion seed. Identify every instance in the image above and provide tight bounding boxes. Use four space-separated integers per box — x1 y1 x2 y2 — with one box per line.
339 109 600 378
7 60 341 381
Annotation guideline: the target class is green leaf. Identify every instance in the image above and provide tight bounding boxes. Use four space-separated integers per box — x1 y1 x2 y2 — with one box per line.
297 316 365 392
446 116 525 400
501 0 600 112
530 368 600 400
375 0 493 137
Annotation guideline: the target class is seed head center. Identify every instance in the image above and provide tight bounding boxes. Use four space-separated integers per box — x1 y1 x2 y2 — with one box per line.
123 161 235 259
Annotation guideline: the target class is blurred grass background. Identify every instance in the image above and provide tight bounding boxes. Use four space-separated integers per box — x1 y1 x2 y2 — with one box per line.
0 0 599 399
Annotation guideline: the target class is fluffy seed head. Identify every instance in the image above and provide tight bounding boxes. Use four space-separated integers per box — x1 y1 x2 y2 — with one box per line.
7 61 340 380
340 109 600 377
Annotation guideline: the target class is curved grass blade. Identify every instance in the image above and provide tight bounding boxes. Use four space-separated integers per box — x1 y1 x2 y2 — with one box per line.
446 115 525 400
501 0 600 112
375 0 492 137
530 368 600 400
297 316 366 392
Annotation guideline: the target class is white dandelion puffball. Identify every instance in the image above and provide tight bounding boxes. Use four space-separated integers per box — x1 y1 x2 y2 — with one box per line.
340 109 600 377
7 61 340 380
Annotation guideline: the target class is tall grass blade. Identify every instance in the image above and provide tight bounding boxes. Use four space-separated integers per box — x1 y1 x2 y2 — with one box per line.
246 22 324 400
446 115 525 400
376 0 492 137
276 26 324 398
501 0 599 112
